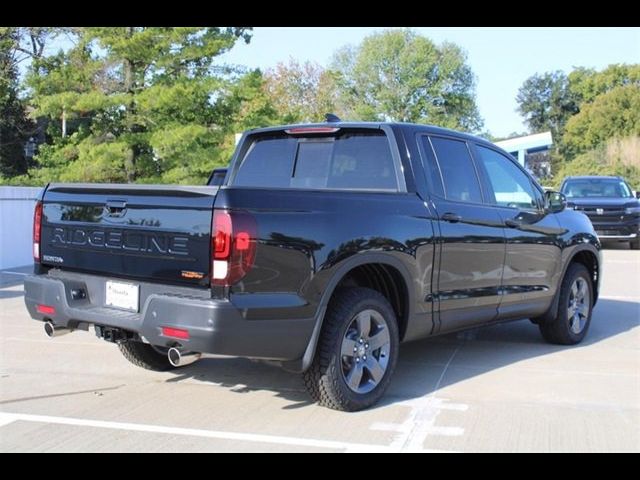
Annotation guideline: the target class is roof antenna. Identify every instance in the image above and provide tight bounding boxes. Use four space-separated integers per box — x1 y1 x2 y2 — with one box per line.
325 113 341 123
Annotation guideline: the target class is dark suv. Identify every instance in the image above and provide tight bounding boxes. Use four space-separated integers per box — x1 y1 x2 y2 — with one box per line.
561 176 640 249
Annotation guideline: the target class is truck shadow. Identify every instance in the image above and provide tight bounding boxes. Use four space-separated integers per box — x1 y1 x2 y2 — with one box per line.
164 298 639 410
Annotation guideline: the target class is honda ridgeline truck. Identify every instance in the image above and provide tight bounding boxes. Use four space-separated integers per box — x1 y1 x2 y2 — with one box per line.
24 121 601 411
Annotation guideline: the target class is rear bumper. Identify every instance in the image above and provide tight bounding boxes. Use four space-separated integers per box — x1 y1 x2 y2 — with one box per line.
24 272 315 361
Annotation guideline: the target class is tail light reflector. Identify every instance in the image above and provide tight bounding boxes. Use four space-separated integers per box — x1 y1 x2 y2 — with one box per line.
36 304 56 315
161 327 190 340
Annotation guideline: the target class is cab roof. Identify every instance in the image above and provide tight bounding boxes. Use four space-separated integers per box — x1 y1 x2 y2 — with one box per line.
247 121 495 148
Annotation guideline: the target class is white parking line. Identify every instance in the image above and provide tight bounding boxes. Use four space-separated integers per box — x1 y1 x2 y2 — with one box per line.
0 412 454 453
0 414 15 428
1 271 29 276
372 344 468 452
600 295 640 301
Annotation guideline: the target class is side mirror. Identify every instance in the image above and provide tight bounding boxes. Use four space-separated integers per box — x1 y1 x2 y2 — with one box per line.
635 191 640 199
545 191 567 214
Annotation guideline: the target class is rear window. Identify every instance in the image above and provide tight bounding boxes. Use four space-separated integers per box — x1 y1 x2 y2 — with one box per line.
232 130 399 191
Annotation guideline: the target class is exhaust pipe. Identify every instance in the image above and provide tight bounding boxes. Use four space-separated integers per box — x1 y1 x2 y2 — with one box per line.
167 347 201 367
44 320 72 338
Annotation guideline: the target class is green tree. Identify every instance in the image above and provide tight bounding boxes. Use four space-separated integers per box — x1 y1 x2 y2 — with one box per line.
562 84 640 158
569 64 640 104
26 27 252 184
516 71 579 141
331 29 482 130
264 59 340 123
0 28 35 177
552 136 640 190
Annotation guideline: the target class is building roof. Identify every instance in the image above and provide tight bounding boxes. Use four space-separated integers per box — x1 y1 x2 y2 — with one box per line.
495 132 553 152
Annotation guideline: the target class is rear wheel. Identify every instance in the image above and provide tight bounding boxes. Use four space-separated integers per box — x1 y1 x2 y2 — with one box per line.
118 341 176 371
539 263 593 345
302 288 399 412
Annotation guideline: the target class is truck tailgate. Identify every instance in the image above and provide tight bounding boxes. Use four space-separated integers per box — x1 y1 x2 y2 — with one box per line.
40 184 216 286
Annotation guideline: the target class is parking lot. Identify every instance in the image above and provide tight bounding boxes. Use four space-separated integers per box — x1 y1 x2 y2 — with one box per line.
0 247 638 452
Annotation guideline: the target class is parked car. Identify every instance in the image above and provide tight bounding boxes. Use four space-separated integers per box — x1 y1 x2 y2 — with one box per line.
560 175 640 249
24 120 601 411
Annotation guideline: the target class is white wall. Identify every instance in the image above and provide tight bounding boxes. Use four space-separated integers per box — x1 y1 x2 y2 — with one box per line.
0 186 43 270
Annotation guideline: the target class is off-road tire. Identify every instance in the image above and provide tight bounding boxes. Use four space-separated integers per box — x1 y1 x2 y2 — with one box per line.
539 263 593 345
302 287 400 412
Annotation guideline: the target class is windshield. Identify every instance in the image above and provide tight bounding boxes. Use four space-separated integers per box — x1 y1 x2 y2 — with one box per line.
561 178 633 198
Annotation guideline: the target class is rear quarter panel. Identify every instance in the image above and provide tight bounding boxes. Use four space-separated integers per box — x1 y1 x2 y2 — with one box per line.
214 187 437 332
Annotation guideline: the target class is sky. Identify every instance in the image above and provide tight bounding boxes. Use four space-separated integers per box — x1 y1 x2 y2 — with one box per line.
217 27 640 137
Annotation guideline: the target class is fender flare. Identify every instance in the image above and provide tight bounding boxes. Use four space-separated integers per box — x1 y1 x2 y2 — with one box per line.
536 243 601 323
282 253 414 373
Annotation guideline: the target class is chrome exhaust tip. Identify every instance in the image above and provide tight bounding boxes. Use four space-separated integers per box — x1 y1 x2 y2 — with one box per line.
44 320 72 338
167 347 201 367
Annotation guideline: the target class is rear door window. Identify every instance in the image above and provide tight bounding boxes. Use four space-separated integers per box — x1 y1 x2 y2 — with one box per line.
233 131 399 191
428 137 483 203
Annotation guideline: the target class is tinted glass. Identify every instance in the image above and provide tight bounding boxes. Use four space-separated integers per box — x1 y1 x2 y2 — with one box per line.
327 133 396 190
530 179 544 208
208 169 227 186
476 146 537 209
419 137 445 197
291 142 333 189
429 137 482 203
561 179 632 198
233 136 297 188
234 131 398 191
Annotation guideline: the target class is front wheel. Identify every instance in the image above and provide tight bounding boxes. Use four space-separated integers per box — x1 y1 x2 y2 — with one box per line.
539 263 593 345
302 288 399 412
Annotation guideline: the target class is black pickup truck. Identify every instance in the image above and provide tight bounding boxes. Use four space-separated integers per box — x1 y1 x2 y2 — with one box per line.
25 121 601 411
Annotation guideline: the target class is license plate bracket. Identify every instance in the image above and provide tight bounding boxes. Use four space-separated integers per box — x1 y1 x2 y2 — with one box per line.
105 280 139 312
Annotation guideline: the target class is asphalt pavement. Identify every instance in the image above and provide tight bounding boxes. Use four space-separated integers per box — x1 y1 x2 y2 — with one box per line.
1 246 638 452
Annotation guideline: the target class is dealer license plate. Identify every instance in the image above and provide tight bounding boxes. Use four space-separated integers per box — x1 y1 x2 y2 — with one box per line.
105 281 139 312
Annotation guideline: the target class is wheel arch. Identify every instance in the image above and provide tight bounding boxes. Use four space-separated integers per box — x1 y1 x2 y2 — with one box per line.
536 245 601 324
570 249 600 305
284 253 414 373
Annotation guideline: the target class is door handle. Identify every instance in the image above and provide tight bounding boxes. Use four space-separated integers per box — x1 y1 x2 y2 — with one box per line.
504 218 522 228
441 212 462 223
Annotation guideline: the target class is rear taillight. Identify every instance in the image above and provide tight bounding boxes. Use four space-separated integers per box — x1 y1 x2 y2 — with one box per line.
211 210 257 286
33 201 43 262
